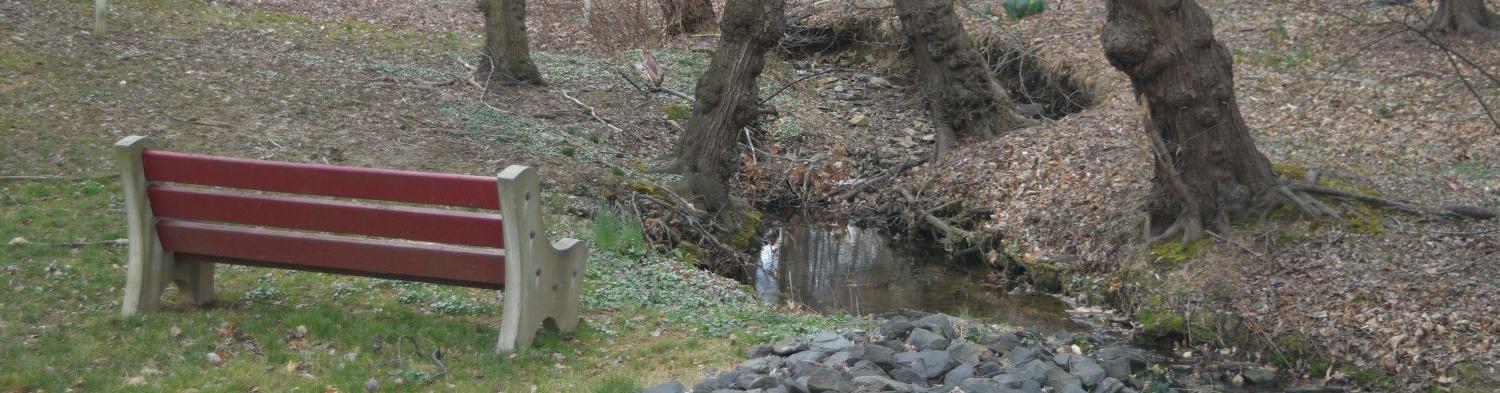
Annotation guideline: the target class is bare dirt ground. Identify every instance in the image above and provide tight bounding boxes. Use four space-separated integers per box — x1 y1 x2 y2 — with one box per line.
4 0 1497 391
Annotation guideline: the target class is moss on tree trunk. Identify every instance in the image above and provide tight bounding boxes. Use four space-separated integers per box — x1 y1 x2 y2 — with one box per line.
478 0 543 86
1101 0 1280 243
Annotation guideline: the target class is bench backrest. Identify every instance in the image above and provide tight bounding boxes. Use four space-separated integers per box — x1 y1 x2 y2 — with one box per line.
140 149 509 289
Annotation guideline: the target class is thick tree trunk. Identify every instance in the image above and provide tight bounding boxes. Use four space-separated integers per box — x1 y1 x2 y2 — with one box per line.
1101 0 1280 242
478 0 544 86
894 0 1029 158
1430 0 1499 37
673 0 784 212
660 0 719 35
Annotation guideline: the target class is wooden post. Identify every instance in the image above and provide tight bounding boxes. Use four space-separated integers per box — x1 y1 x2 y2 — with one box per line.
93 0 106 35
117 135 214 316
494 166 587 352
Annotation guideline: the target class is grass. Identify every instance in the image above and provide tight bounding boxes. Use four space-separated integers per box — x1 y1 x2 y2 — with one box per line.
0 1 861 390
0 175 842 392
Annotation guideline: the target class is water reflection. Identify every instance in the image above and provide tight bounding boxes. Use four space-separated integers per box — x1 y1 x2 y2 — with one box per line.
754 216 1088 334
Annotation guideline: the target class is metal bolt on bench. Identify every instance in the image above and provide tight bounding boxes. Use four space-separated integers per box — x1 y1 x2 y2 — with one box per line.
114 135 587 352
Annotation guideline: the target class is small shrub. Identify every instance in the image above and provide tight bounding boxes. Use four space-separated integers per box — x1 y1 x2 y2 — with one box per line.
665 104 691 120
593 204 645 253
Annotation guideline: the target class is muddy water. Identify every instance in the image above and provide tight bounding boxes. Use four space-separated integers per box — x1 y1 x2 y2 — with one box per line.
753 216 1088 334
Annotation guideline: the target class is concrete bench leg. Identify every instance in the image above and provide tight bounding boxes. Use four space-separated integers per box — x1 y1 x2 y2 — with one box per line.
495 166 588 352
117 136 215 316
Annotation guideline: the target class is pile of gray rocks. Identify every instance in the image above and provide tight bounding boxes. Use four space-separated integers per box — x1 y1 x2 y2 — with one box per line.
641 310 1154 393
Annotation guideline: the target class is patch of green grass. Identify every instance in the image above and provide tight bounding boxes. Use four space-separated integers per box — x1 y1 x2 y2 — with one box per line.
585 375 641 393
1344 366 1396 391
1149 238 1209 264
0 179 841 391
665 104 692 120
592 204 645 253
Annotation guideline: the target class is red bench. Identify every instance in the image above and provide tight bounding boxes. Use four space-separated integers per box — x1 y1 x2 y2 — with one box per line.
114 135 586 352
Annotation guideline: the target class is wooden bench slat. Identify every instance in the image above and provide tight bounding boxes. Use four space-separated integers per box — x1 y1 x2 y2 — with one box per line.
149 186 506 248
156 219 506 289
142 150 501 209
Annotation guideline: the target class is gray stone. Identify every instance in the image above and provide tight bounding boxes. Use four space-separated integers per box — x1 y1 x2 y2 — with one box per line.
1053 352 1080 367
914 314 959 339
1093 346 1148 380
805 365 849 393
850 360 889 378
1241 367 1279 386
694 370 741 393
975 360 1005 378
947 340 990 364
850 375 913 392
811 331 855 353
1044 364 1083 391
993 372 1025 388
825 350 857 367
738 356 783 374
894 350 957 380
1019 359 1059 383
643 380 687 393
747 344 775 359
958 378 1008 393
889 367 924 385
942 363 974 386
875 339 907 352
1068 357 1107 387
983 334 1024 355
862 343 897 369
737 374 781 390
1005 347 1046 365
1090 377 1125 393
876 318 916 340
786 350 829 366
783 377 810 393
774 339 810 356
906 328 950 351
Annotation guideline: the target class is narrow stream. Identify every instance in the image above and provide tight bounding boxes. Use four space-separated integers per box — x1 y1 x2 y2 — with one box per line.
752 216 1314 392
753 215 1087 334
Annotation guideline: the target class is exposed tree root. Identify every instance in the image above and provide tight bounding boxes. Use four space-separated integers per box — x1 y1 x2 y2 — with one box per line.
1148 178 1498 246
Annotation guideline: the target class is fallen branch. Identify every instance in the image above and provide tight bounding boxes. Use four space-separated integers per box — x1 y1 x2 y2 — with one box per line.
615 69 694 103
830 156 929 202
760 69 835 105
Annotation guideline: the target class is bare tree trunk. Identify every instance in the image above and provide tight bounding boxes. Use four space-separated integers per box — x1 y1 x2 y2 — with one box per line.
1102 0 1280 243
894 0 1030 159
673 0 784 212
1430 0 1499 37
478 0 544 86
660 0 719 35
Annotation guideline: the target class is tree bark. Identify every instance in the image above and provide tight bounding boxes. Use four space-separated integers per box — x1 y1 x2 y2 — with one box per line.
894 0 1030 158
478 0 544 86
660 0 719 35
1430 0 1499 37
1101 0 1280 242
673 0 784 212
